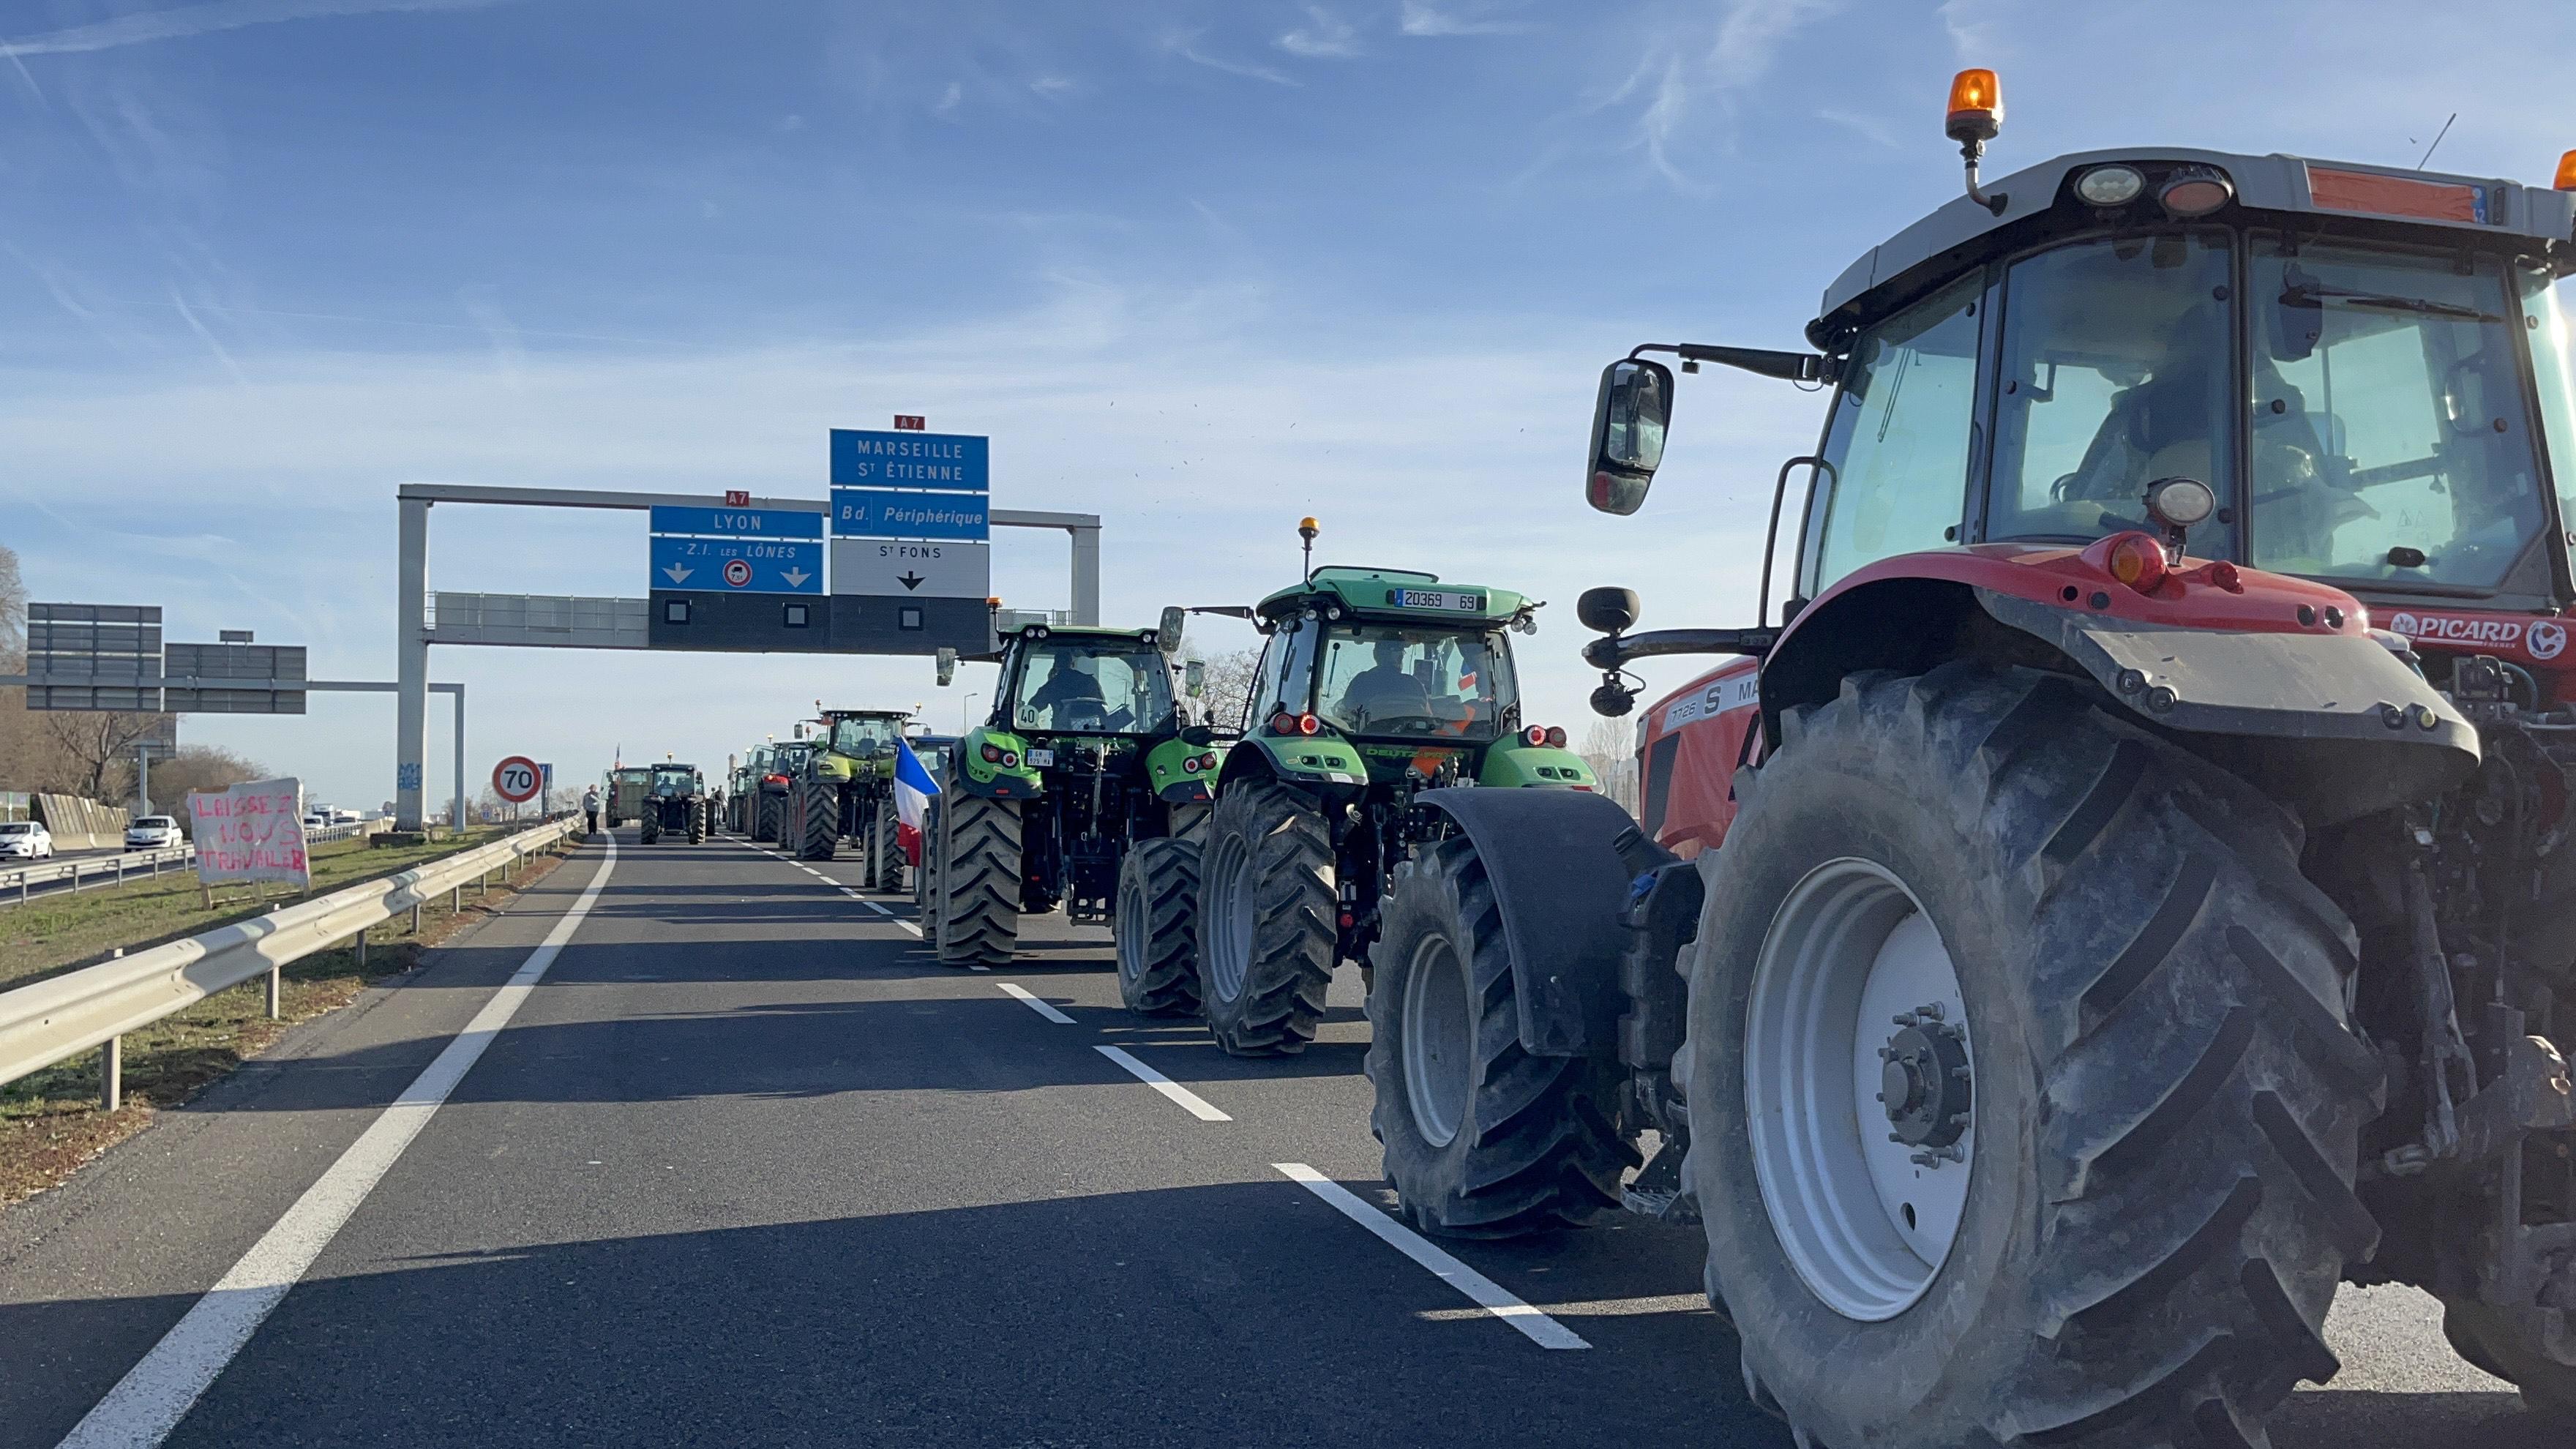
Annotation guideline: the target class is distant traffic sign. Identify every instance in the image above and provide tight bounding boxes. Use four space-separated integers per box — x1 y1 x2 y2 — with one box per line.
894 414 926 431
829 430 988 490
493 756 542 804
830 539 991 599
648 506 823 539
830 487 989 540
724 490 750 506
650 536 823 594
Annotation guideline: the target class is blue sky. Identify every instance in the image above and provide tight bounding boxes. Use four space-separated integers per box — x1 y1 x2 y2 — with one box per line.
4 0 2574 806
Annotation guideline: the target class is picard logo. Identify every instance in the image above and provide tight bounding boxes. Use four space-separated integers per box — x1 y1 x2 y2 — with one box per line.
2389 611 2524 647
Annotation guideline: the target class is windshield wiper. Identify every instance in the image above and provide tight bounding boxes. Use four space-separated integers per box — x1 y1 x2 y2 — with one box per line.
2280 279 2500 323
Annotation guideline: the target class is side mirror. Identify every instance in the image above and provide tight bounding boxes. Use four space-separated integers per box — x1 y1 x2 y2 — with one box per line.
1587 358 1674 516
1157 606 1186 656
935 647 958 686
1184 659 1206 697
1576 586 1641 634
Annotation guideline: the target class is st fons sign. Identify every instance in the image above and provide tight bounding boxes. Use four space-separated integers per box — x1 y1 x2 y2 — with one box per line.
187 777 311 890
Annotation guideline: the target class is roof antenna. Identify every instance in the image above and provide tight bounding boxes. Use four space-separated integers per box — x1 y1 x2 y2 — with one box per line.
2416 113 2457 171
1298 516 1318 582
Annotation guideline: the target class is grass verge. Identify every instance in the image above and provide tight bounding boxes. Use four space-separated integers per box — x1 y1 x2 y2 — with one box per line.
0 842 575 1209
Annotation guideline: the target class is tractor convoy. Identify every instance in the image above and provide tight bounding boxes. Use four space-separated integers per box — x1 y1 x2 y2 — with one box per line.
588 67 2576 1443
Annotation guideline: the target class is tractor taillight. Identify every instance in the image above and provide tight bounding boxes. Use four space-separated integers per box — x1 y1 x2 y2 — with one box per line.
1525 725 1548 746
1544 725 1568 748
1200 753 1219 771
980 743 1004 764
1298 713 1320 735
2105 532 2168 594
1183 756 1202 774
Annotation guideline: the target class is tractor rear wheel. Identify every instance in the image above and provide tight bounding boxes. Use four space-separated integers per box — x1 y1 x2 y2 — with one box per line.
1690 664 2381 1449
1115 837 1202 1017
755 792 780 843
686 800 705 845
797 778 837 861
1366 834 1636 1235
2441 1301 2576 1415
1197 779 1333 1056
640 812 661 845
868 800 900 891
937 792 1019 967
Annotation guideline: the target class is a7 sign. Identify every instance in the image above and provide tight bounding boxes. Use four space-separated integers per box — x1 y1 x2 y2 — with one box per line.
492 755 543 804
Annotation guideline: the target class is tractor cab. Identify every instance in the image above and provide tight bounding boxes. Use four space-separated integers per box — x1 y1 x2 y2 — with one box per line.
1587 94 2576 733
648 764 698 797
819 709 909 762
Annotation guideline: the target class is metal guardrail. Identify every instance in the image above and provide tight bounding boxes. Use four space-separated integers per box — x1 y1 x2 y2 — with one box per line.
0 817 580 1106
0 822 371 908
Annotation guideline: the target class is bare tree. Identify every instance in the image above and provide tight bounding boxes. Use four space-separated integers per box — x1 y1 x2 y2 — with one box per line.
1580 717 1640 814
40 708 172 804
1188 645 1263 731
160 745 269 831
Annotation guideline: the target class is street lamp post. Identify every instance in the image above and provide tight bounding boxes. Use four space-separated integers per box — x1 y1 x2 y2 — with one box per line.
962 692 982 734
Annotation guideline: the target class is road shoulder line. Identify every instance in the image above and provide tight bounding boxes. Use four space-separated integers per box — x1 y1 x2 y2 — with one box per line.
1271 1162 1590 1350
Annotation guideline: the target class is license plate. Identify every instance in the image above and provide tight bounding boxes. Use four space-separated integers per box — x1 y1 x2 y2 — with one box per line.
1025 749 1055 768
1391 588 1483 612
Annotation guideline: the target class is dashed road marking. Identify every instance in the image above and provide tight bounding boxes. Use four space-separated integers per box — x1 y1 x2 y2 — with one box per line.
1271 1163 1590 1350
1096 1045 1231 1122
998 982 1075 1024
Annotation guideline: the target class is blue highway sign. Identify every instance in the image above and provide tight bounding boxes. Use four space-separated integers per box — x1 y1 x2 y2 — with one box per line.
649 536 823 594
649 505 823 540
831 488 990 541
829 430 988 491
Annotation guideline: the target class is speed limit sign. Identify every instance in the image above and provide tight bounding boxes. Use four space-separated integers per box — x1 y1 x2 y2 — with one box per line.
492 755 542 804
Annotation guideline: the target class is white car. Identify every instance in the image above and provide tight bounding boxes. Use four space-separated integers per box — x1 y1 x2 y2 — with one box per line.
303 813 332 830
126 816 181 850
0 821 54 860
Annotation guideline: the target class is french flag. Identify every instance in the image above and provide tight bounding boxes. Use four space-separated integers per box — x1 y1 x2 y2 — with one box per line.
892 737 941 866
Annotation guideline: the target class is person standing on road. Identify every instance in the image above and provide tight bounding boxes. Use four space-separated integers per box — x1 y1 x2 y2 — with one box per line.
582 785 601 835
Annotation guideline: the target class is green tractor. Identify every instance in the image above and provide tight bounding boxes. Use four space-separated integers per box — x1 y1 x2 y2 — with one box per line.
924 618 1226 995
725 756 756 834
636 762 707 845
789 708 913 887
1196 566 1596 1055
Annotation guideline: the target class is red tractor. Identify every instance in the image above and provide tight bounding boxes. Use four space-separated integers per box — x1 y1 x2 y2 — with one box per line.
1363 71 2576 1448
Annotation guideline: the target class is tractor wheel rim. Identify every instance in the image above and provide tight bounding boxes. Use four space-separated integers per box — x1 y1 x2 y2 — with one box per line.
1401 933 1472 1148
1205 833 1254 1003
1743 856 1974 1322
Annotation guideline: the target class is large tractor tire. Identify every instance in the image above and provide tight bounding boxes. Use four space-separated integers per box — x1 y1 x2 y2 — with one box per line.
639 811 662 846
936 792 1020 967
755 792 781 844
1688 664 2382 1449
1366 834 1636 1235
796 778 838 861
1115 837 1202 1017
686 799 706 845
867 800 900 891
916 798 943 923
2441 1301 2576 1415
1197 779 1333 1056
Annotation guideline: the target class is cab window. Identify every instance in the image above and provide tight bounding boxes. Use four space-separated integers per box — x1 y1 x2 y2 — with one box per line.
1014 644 1175 734
1250 620 1319 722
1314 625 1517 741
1805 273 1982 595
1988 232 2234 544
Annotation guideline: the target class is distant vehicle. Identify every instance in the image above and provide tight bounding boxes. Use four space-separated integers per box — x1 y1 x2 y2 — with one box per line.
332 808 360 825
302 812 332 830
0 821 55 861
124 816 181 850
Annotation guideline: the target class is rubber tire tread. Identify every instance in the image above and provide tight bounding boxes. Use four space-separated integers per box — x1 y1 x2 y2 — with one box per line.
869 800 900 891
937 791 1020 966
755 791 781 844
1116 837 1203 1016
687 799 705 845
1197 779 1334 1057
796 777 838 861
2440 1300 2576 1416
1690 662 2376 1449
1366 834 1639 1235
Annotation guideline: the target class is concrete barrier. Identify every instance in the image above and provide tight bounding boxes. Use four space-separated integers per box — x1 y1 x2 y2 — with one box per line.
33 794 132 851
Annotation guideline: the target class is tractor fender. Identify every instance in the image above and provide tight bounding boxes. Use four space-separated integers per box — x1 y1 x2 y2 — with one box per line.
1761 546 2479 825
1415 786 1639 1059
1215 731 1367 796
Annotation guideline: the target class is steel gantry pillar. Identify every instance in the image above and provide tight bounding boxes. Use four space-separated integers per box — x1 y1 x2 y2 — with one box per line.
396 496 431 831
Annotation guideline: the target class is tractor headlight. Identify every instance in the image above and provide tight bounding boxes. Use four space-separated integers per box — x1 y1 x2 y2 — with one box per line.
2073 164 2144 206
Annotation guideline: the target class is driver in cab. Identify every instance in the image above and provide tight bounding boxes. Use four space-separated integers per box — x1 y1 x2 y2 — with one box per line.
1025 654 1126 732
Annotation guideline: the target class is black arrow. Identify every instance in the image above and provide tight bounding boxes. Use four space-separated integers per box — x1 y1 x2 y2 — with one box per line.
898 572 926 591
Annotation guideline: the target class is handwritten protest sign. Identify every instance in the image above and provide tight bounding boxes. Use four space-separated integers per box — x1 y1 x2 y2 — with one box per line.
188 777 311 890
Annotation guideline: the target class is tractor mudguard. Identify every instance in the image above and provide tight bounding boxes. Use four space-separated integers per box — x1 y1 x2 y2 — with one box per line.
1759 544 2480 826
1144 735 1224 806
1218 731 1368 792
1475 738 1600 789
1415 786 1640 1059
951 727 1044 800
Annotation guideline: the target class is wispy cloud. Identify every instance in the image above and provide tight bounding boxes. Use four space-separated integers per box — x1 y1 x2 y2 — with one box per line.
1399 1 1533 36
1598 0 1842 190
1163 30 1297 86
166 286 251 386
1278 7 1361 59
0 0 528 58
1815 105 1898 149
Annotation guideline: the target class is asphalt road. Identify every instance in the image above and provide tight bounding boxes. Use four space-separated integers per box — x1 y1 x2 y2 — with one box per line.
0 827 2561 1448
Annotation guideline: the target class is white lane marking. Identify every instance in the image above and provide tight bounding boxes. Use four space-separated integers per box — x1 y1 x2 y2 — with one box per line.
970 965 989 972
1270 1163 1589 1350
1096 1045 1232 1122
998 982 1075 1024
58 836 621 1448
733 837 924 938
855 896 925 939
